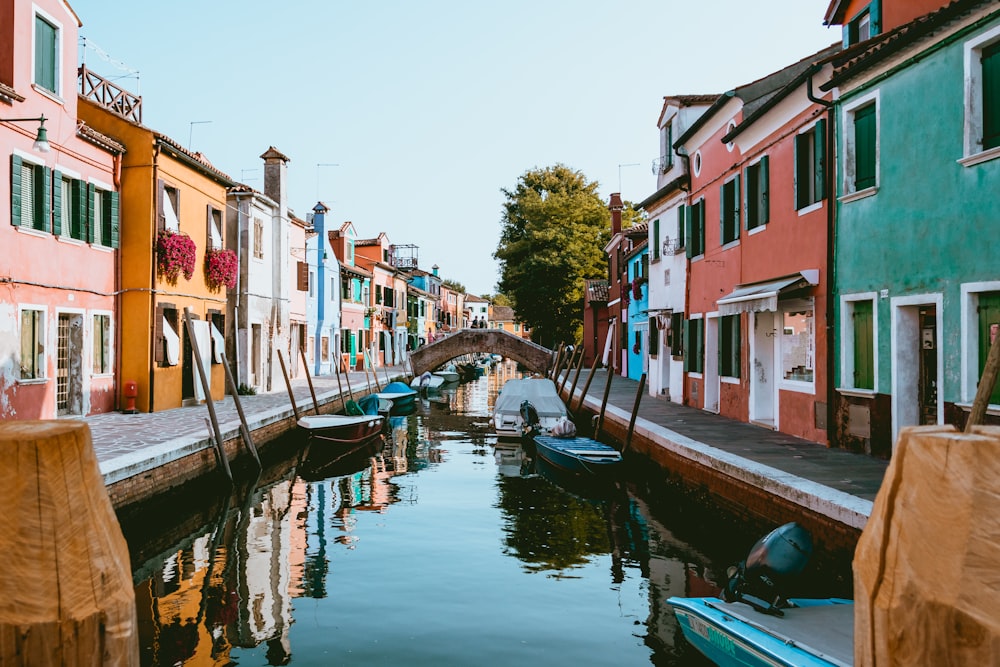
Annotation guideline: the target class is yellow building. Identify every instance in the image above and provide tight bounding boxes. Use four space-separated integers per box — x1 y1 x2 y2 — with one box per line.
79 81 233 412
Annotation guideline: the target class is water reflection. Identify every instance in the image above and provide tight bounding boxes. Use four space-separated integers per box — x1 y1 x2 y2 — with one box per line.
121 370 760 665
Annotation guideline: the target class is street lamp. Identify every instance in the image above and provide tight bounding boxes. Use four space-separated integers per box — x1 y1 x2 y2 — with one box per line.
1 115 49 153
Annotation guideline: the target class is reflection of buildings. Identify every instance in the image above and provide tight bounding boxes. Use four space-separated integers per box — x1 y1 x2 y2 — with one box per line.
134 478 297 666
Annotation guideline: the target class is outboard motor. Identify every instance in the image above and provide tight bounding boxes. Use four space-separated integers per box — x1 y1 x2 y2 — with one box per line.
519 400 540 434
722 522 813 616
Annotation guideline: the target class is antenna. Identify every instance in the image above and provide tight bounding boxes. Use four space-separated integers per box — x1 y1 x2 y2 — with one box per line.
618 163 640 193
188 120 211 150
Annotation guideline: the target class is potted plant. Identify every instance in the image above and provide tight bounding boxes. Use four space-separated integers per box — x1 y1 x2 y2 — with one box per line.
156 230 197 284
204 247 239 291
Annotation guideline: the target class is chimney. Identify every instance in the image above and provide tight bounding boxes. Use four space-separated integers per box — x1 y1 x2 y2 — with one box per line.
261 146 290 213
432 264 439 277
609 192 623 235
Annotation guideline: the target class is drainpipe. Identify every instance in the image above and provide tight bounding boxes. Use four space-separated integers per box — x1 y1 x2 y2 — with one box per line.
807 65 837 447
674 146 693 406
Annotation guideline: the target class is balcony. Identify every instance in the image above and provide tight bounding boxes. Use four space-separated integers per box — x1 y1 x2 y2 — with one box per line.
651 155 673 175
78 65 142 124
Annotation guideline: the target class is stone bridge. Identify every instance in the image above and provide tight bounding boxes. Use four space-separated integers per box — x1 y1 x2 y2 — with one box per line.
409 329 554 376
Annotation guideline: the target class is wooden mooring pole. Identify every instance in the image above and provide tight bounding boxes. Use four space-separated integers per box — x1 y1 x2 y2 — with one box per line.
183 307 233 484
967 329 1000 431
299 346 320 414
565 348 586 400
334 356 348 413
550 343 565 380
574 357 601 416
624 373 646 453
276 349 301 422
595 364 616 439
219 352 260 467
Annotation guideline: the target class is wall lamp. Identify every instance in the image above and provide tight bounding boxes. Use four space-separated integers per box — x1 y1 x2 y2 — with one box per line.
1 114 50 153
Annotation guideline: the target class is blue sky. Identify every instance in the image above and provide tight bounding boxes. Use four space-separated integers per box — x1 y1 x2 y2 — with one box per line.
72 1 839 297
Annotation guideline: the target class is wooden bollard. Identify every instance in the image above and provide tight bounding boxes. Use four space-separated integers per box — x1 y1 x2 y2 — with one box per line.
595 364 616 438
624 372 646 452
574 356 601 415
0 421 139 666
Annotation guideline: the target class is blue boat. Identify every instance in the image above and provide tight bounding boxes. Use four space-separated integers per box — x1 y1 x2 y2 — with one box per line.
531 434 622 475
668 522 854 667
377 381 417 413
668 596 854 667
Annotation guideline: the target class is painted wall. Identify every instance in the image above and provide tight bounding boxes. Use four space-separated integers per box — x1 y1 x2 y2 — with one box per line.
0 0 118 419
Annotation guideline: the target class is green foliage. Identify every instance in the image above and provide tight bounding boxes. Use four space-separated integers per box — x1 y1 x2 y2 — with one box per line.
483 292 513 307
493 164 610 347
237 382 257 396
441 278 466 293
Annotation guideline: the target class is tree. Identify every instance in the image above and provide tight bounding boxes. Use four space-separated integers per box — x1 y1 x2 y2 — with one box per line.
482 292 512 307
441 278 466 294
494 164 610 347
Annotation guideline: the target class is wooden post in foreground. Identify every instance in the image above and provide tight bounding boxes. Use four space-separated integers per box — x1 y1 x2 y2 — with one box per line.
550 343 565 380
299 346 319 415
333 358 348 413
566 348 586 400
967 329 1000 431
183 308 232 483
558 347 577 395
0 420 139 665
219 352 260 467
624 373 646 452
574 357 601 415
277 349 301 422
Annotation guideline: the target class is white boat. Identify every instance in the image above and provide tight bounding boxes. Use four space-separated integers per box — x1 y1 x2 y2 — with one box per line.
410 371 445 390
492 377 567 439
436 365 460 383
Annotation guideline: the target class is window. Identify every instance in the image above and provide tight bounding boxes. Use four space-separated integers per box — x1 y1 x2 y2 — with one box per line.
649 317 659 358
676 204 686 251
844 1 880 47
962 28 1000 164
157 306 180 367
297 261 309 292
744 156 769 230
795 120 826 209
11 155 50 231
208 206 223 250
977 291 1000 405
34 13 59 95
253 217 264 258
159 182 180 232
685 198 705 258
720 314 740 378
720 175 740 245
670 312 685 358
781 301 814 383
851 300 874 390
685 317 704 374
321 336 330 362
20 307 45 379
843 94 879 197
659 121 673 172
652 219 660 260
54 173 87 240
93 314 111 374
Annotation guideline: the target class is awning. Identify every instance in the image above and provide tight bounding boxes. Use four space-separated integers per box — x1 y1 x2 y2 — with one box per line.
716 270 819 316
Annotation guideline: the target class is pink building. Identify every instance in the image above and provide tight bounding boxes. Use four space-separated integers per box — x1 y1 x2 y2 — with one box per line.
1 0 123 418
676 44 838 444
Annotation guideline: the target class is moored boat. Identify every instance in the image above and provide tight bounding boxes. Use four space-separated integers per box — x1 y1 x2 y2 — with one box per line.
297 413 385 446
668 522 853 667
436 364 460 383
410 371 445 391
377 381 418 413
531 434 623 475
492 377 567 439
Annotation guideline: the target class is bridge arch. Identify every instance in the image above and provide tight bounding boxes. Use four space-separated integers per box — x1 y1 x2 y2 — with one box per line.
410 329 554 376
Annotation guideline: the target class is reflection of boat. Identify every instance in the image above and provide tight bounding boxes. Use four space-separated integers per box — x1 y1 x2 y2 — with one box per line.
493 378 567 439
436 365 460 383
377 381 418 413
297 413 384 446
531 434 622 475
298 436 382 482
667 522 853 667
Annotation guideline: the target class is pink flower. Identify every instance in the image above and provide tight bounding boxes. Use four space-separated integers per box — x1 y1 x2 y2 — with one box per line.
204 248 238 291
156 230 197 283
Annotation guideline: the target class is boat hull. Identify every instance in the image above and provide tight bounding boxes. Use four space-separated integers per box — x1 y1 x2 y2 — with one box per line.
297 414 385 446
531 435 622 475
667 596 854 667
493 378 568 439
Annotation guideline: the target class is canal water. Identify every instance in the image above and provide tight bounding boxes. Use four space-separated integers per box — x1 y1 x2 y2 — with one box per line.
118 363 851 666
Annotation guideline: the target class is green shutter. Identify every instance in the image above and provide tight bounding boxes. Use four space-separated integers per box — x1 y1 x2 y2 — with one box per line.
732 173 741 241
71 180 85 240
869 0 881 36
814 119 826 199
697 201 705 256
34 16 57 93
854 103 877 190
11 155 22 227
684 319 693 371
86 183 96 243
983 42 1000 151
742 167 750 229
978 292 1000 405
759 156 769 225
677 204 686 250
853 301 874 390
653 219 660 259
51 171 62 235
685 204 693 259
719 183 726 245
105 191 119 248
36 166 51 232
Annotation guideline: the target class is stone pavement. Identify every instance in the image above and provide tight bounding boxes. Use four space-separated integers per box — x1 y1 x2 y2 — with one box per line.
81 362 889 531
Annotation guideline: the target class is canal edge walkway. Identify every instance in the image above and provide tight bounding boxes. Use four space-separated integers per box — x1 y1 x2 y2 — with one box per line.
559 368 888 532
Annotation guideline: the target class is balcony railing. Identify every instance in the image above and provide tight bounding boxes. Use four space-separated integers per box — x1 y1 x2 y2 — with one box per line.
78 65 142 124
